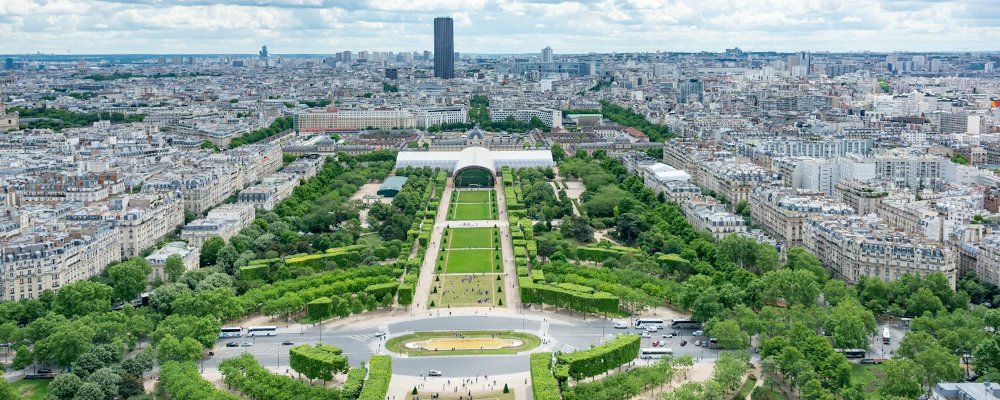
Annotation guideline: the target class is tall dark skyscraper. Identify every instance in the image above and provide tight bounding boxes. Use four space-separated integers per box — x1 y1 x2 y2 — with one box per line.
433 17 454 79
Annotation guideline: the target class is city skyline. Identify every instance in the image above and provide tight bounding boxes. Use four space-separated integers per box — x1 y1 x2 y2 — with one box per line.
1 0 1000 54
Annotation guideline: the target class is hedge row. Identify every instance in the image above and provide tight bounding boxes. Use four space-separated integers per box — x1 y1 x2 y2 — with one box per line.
220 353 344 400
307 297 333 321
530 352 560 400
159 361 240 400
562 359 675 400
557 334 640 380
358 355 392 400
241 265 401 310
520 277 619 314
342 367 367 399
289 344 349 382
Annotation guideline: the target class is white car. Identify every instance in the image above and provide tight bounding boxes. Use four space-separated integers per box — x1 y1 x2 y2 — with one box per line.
428 370 443 377
641 332 651 338
662 333 673 338
614 322 628 329
692 330 705 336
374 331 387 338
644 325 659 332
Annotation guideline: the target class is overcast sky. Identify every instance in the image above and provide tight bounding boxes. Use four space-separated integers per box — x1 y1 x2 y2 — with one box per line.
1 0 999 55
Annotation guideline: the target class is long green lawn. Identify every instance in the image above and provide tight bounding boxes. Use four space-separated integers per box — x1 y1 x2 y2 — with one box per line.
450 203 495 220
431 274 505 307
444 249 499 273
455 190 492 203
447 227 497 249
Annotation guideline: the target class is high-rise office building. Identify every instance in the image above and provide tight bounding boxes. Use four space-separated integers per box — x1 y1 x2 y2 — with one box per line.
259 45 269 67
541 46 554 63
798 51 811 75
434 17 454 79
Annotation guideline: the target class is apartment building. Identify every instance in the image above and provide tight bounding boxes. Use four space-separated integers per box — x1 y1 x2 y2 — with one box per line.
698 160 779 205
144 166 240 215
487 107 563 128
803 215 956 288
296 107 417 132
0 221 122 301
834 179 888 215
874 154 950 189
238 173 298 211
681 195 747 239
145 241 199 282
749 186 853 247
876 197 942 241
114 194 185 258
180 203 256 247
413 106 468 128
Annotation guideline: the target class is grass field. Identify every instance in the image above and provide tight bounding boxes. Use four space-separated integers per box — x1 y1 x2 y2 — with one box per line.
445 227 497 249
386 330 540 357
851 363 883 391
430 274 505 307
13 380 49 400
448 190 498 220
409 390 515 400
443 249 499 273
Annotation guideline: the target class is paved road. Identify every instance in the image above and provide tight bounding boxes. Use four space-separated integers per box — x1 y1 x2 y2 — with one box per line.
201 315 722 376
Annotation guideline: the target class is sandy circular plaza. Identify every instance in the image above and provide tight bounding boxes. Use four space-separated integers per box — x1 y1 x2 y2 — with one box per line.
405 337 524 351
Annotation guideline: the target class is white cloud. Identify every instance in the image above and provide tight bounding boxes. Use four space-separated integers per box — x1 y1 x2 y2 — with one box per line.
0 0 998 53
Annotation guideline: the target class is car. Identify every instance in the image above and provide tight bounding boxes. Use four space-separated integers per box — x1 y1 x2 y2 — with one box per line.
36 368 52 374
641 332 651 338
692 330 705 336
614 322 628 329
374 331 387 338
226 342 239 348
693 340 701 346
428 370 443 377
644 325 659 332
680 340 687 346
282 341 295 346
662 333 673 338
241 342 253 347
670 331 679 336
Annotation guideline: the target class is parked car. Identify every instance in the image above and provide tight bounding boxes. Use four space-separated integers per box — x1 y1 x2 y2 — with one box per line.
662 333 673 338
428 370 443 377
225 342 239 348
680 340 688 346
693 340 701 346
282 341 295 346
670 331 679 336
241 342 253 347
641 332 651 338
36 368 52 374
693 330 705 336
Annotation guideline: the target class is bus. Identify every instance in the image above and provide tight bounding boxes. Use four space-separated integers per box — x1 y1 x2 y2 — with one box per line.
634 318 664 329
670 319 701 329
882 328 891 345
246 326 277 337
219 327 243 338
836 348 867 359
640 348 673 359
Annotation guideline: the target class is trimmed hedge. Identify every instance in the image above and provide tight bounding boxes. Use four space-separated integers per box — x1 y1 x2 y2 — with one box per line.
397 284 414 305
520 277 619 314
530 352 560 400
363 282 399 299
358 355 392 400
307 297 333 321
343 367 366 399
159 361 240 400
289 344 349 382
556 334 640 380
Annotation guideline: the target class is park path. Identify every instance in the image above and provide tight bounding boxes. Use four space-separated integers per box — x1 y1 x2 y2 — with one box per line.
494 177 520 310
411 177 455 311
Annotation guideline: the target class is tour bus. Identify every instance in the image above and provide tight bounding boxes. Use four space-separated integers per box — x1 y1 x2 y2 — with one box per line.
219 327 243 338
836 348 867 359
882 328 891 345
640 348 673 359
246 326 278 337
670 319 702 329
634 318 665 329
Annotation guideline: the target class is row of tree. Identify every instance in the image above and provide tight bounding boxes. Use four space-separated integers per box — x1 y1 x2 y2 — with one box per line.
555 334 640 381
220 353 346 400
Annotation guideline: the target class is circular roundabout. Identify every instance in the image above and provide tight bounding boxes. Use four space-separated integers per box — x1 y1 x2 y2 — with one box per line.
386 330 540 357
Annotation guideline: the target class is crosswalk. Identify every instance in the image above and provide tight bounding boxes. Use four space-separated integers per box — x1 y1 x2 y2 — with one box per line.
559 344 576 353
344 334 376 342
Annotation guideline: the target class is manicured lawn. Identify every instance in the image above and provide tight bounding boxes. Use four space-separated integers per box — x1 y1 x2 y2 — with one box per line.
386 330 539 357
430 274 505 307
455 190 492 203
444 249 498 273
446 227 496 249
450 202 495 220
13 379 50 400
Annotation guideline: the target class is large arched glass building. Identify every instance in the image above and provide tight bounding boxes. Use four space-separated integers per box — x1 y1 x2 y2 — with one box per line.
395 147 554 187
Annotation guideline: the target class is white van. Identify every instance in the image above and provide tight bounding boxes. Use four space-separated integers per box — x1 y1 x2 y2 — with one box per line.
644 325 659 332
614 322 628 329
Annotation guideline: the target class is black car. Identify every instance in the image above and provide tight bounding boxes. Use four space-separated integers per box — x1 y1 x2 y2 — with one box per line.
679 340 687 346
37 368 53 374
282 341 295 346
225 342 239 348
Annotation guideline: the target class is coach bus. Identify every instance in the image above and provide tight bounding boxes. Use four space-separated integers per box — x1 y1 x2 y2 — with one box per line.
246 326 278 337
640 348 673 359
219 327 243 338
882 328 891 345
670 319 702 329
634 318 665 329
836 348 867 359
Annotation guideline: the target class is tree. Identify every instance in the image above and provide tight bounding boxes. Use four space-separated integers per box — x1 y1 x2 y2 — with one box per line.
708 319 748 349
897 330 936 359
156 334 204 363
72 382 105 400
262 292 305 320
563 216 594 243
879 359 925 399
822 279 852 307
164 255 186 283
148 282 193 314
120 350 154 378
914 344 963 392
35 322 95 368
759 269 820 307
785 247 826 284
614 213 647 244
551 143 566 162
826 299 876 349
86 368 122 399
907 287 945 317
152 314 220 348
47 372 84 400
53 280 113 318
11 344 33 370
108 258 152 302
200 236 225 267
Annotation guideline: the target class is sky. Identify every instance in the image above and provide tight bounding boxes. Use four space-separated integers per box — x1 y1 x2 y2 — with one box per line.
1 0 999 55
